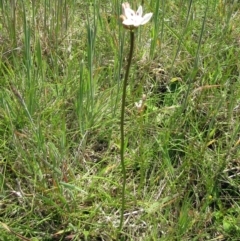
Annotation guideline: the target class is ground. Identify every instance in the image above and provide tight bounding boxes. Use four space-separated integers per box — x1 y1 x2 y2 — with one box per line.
0 0 240 240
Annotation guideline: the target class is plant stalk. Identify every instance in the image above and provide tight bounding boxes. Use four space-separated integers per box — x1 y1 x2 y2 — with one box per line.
119 30 135 232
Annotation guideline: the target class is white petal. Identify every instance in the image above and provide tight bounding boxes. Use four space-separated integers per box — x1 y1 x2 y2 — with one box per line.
136 5 143 17
133 16 143 27
133 22 141 27
122 19 135 26
141 13 153 25
125 8 136 20
122 2 131 16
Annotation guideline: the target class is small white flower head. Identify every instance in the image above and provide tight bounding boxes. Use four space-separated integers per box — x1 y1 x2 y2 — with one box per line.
120 3 153 29
135 94 147 113
135 100 143 110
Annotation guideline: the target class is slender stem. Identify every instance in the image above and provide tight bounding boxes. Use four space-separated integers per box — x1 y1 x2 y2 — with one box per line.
119 30 135 232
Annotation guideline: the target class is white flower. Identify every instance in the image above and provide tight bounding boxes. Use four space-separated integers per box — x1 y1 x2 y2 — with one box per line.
135 94 147 113
135 100 143 110
121 3 153 29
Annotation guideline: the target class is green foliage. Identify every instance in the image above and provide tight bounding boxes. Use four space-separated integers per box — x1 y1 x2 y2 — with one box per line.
0 0 240 240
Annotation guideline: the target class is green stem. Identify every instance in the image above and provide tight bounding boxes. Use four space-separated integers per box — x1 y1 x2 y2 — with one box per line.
119 30 135 232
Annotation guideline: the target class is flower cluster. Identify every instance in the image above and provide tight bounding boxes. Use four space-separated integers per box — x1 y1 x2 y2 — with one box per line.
120 2 153 29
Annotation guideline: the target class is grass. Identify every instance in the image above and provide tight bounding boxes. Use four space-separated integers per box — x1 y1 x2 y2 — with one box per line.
0 0 240 240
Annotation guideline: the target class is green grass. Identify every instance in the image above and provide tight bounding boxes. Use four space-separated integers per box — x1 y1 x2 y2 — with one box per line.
1 0 240 240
